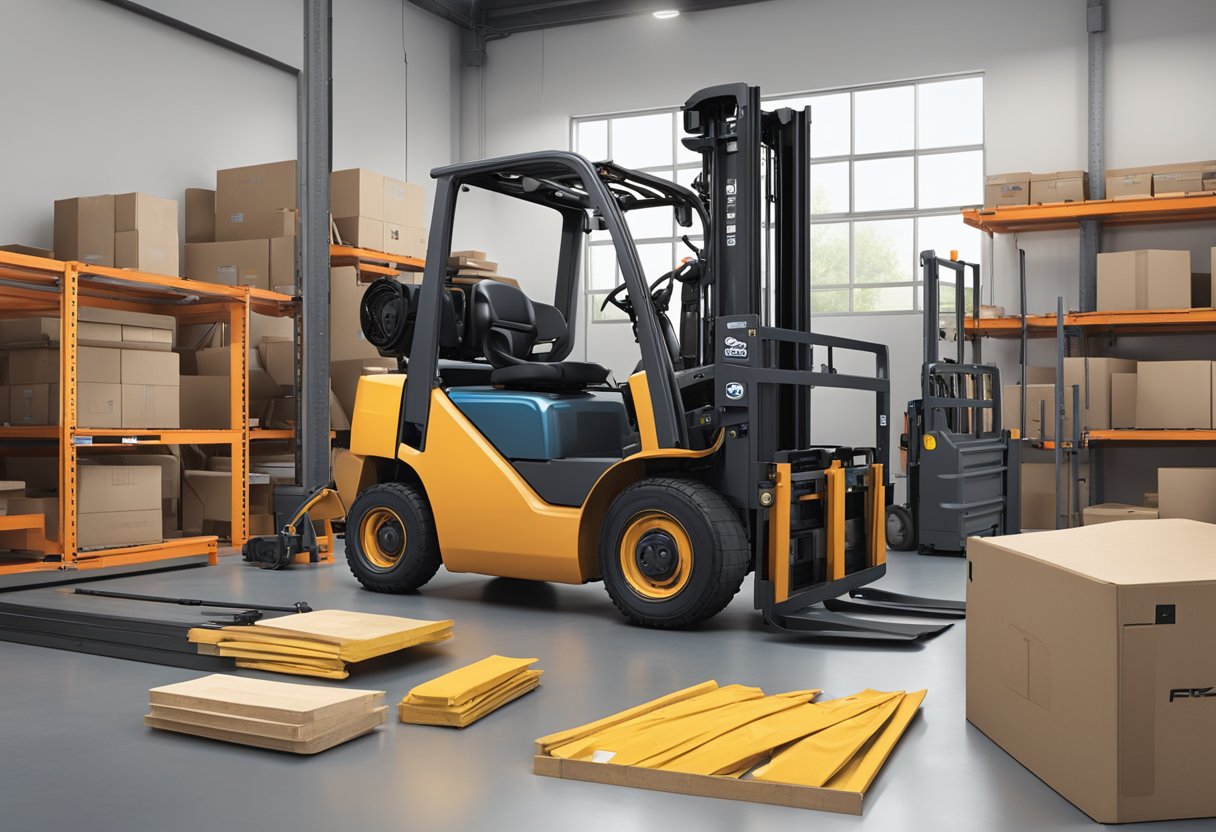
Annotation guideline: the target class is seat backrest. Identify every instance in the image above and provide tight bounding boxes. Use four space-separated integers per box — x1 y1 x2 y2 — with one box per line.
531 302 570 360
468 280 538 368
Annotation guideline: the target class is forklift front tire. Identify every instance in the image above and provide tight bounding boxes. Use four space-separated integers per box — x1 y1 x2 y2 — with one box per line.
345 482 442 593
599 478 749 629
885 504 916 552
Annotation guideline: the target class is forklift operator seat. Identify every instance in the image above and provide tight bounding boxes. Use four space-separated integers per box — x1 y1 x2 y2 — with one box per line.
469 280 609 391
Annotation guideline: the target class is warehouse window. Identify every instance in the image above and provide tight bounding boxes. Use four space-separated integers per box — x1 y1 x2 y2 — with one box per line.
572 73 984 319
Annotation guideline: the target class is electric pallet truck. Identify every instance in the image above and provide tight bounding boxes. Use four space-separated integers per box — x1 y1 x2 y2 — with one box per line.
252 84 963 639
886 252 1020 554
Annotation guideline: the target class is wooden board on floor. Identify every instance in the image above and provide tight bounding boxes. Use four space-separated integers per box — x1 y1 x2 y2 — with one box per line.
145 706 388 754
148 703 378 742
148 674 384 725
242 610 453 662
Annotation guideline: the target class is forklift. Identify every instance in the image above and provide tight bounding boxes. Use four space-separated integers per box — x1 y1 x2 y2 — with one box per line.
886 251 1020 554
307 84 961 639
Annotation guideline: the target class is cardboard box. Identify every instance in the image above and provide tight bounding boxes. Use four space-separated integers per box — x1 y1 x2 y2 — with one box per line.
122 325 172 351
7 496 59 540
1096 249 1191 311
333 217 382 251
1082 503 1158 524
215 161 296 242
983 172 1029 208
115 229 179 277
182 470 230 535
1111 372 1137 429
384 224 427 259
1105 165 1154 199
114 192 177 236
116 453 180 528
0 244 55 259
10 383 58 425
78 382 121 428
179 375 230 429
967 519 1216 823
1003 384 1066 440
1020 461 1087 530
8 349 59 385
0 318 120 348
330 267 379 361
53 195 115 265
1158 468 1216 523
193 346 280 399
1025 366 1055 384
1151 161 1216 196
260 337 293 388
331 357 397 419
1136 361 1213 429
330 169 384 220
270 236 295 287
185 188 215 244
1145 491 1159 508
382 177 424 228
120 348 179 386
185 239 269 289
1029 171 1087 204
122 384 180 429
78 465 162 548
1063 356 1136 432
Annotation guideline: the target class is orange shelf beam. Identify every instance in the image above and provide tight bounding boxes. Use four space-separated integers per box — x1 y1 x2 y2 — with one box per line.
965 307 1216 338
963 193 1216 234
1086 429 1216 444
330 244 425 272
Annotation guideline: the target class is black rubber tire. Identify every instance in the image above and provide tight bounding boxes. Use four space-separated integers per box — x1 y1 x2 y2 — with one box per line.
345 482 442 593
886 504 916 552
599 477 749 629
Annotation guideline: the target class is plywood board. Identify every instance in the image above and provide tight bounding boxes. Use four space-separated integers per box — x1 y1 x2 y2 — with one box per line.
399 671 542 728
148 674 384 725
145 706 388 754
148 703 370 741
244 610 453 662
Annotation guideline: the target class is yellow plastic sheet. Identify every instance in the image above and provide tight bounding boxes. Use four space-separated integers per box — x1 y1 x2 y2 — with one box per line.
824 689 927 792
405 656 538 707
535 681 719 754
400 670 543 727
752 691 905 787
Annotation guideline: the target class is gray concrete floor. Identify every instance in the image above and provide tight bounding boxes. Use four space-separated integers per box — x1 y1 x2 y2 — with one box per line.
0 548 1207 831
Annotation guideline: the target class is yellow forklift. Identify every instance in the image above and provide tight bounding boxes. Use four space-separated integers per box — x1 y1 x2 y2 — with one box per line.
266 84 962 639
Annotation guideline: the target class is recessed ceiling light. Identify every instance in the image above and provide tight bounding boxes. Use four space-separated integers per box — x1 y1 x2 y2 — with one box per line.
653 9 680 19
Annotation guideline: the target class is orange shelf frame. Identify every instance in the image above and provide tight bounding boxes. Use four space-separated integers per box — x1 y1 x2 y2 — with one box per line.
962 193 1216 235
965 307 1216 338
330 244 425 284
1086 429 1216 444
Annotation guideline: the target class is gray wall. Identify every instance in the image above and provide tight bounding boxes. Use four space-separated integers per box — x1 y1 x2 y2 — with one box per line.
0 0 461 248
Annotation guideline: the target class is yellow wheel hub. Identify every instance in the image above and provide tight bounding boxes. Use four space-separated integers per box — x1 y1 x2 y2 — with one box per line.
618 511 693 600
360 507 407 569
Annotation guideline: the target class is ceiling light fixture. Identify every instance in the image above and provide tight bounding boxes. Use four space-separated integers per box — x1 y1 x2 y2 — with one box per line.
652 10 680 19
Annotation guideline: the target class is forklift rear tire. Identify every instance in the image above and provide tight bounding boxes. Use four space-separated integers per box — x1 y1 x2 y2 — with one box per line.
886 505 916 552
345 482 442 593
599 478 749 629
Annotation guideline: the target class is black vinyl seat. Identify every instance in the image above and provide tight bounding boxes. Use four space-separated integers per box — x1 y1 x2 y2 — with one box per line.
468 280 609 391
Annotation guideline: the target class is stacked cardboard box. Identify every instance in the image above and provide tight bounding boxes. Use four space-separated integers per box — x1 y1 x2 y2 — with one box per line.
331 168 426 259
447 249 520 287
1096 249 1193 311
182 469 272 539
1081 503 1158 524
78 465 162 548
1104 160 1216 199
1028 170 1087 204
1136 361 1214 429
1158 468 1216 523
54 192 179 276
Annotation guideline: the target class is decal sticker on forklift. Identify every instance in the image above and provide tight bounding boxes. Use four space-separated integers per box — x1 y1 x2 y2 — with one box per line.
726 321 747 329
723 337 748 359
725 382 745 400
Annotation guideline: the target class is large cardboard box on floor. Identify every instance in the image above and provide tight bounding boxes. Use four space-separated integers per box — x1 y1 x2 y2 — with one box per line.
1158 468 1216 524
967 520 1216 823
983 172 1029 208
54 195 115 266
1105 165 1154 199
215 161 296 242
78 465 161 548
1136 361 1213 429
1063 356 1136 432
1029 171 1087 204
1111 372 1137 429
1082 503 1158 524
1096 250 1191 311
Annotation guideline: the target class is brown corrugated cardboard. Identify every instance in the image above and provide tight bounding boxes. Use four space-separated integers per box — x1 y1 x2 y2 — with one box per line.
0 318 119 348
260 337 293 388
1002 384 1065 439
185 239 269 289
78 465 161 548
383 224 427 259
1063 357 1136 432
215 161 296 242
333 217 382 251
1111 372 1137 429
0 244 55 259
8 349 58 385
967 519 1216 823
54 195 115 265
451 249 487 260
10 383 58 425
1081 503 1158 524
120 348 179 386
1029 171 1087 204
115 230 179 277
1104 165 1153 199
383 177 424 228
330 169 383 220
1096 249 1191 311
121 325 172 351
122 384 180 429
1151 161 1216 196
1158 468 1216 523
1020 461 1088 530
1136 361 1212 429
179 376 230 429
193 345 281 400
185 188 215 244
330 267 379 361
1025 366 1055 384
331 358 397 419
1144 491 1159 508
270 236 294 287
78 382 121 428
182 470 230 535
114 192 177 235
116 452 180 503
983 172 1029 208
80 346 121 383
8 497 59 540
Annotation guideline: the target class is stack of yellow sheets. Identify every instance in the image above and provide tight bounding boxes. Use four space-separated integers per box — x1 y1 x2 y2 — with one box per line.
145 674 388 754
187 610 453 680
536 680 926 790
399 655 542 727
